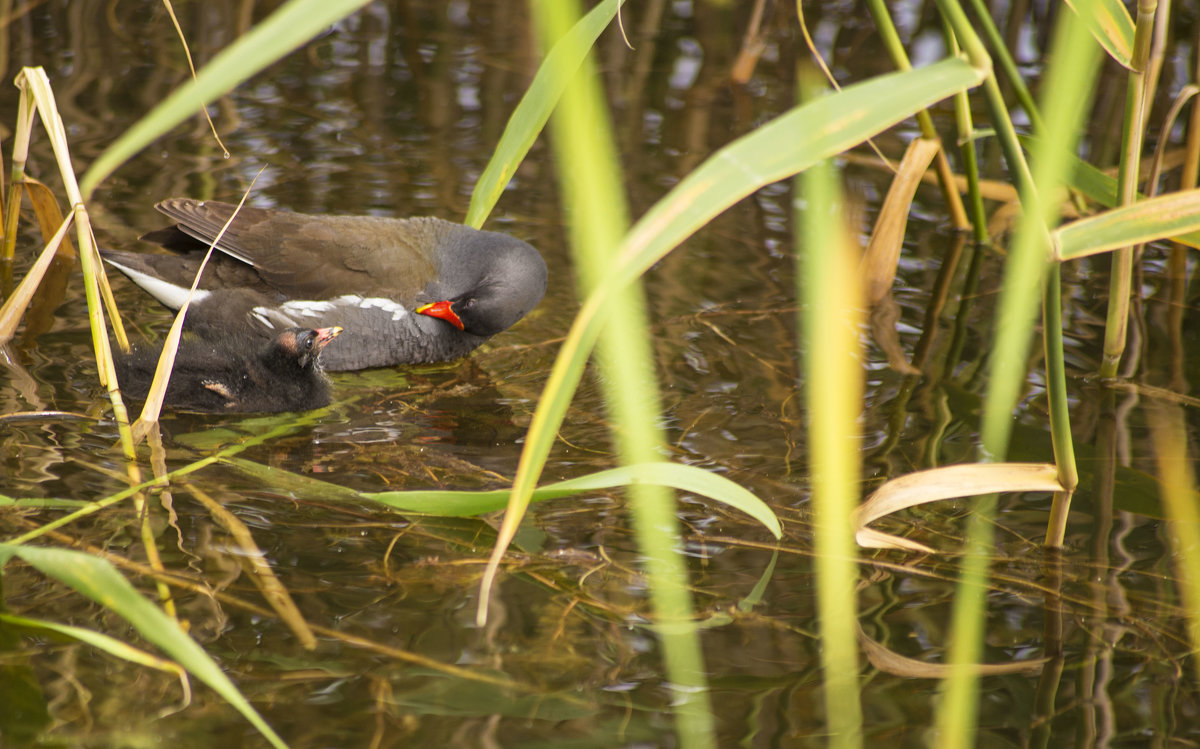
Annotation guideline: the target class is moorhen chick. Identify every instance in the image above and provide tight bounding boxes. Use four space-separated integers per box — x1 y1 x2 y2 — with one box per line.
102 199 548 371
115 326 342 413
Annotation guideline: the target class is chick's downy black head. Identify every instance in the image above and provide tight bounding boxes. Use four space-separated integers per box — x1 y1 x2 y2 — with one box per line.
266 326 343 372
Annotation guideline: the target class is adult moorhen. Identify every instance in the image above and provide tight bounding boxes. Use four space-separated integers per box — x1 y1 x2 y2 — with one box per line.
115 326 342 413
101 199 548 371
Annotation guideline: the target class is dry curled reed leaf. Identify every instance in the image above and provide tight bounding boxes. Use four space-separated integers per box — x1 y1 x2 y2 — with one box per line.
854 463 1064 551
862 137 941 305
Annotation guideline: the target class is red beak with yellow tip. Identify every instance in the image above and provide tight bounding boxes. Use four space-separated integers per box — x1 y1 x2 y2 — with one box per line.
416 300 464 331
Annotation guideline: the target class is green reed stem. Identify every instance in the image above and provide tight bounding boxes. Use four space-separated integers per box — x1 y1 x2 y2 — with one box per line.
1100 0 1157 377
933 0 991 73
933 8 1099 746
963 0 1044 133
798 149 864 748
941 20 989 244
1042 264 1078 547
531 1 715 745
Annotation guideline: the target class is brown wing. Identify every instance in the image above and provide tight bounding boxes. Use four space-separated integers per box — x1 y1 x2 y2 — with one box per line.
154 199 442 301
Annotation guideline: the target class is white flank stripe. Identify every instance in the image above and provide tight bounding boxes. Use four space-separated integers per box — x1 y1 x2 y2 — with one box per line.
279 295 409 322
280 299 336 318
356 295 409 321
252 306 300 330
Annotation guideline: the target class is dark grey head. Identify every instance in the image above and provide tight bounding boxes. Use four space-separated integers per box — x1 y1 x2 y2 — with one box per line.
417 229 548 337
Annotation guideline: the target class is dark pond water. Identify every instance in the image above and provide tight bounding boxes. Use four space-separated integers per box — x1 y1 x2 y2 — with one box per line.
3 1 1200 746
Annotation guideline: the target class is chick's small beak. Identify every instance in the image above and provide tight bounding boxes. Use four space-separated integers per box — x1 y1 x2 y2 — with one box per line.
416 300 465 331
315 326 343 349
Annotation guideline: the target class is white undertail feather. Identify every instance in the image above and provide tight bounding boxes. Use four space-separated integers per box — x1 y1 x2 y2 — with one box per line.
104 258 211 309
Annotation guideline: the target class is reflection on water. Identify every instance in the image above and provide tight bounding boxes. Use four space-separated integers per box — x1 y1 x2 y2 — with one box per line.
3 1 1200 746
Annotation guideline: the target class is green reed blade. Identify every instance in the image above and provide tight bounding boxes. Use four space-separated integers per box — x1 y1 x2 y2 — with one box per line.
0 544 287 749
1066 0 1135 68
364 462 781 534
464 0 623 228
0 613 187 675
1055 188 1200 259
